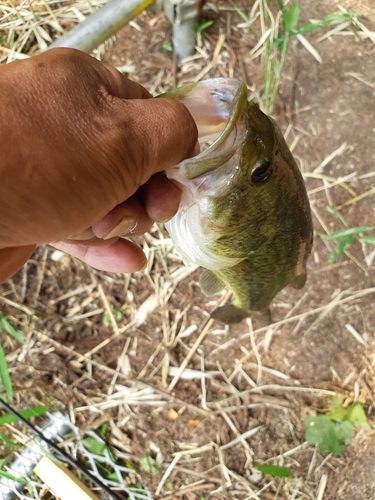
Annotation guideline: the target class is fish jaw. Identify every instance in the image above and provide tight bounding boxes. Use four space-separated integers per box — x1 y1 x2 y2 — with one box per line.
159 78 248 144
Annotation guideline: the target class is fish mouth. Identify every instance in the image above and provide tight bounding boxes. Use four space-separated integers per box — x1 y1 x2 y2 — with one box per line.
166 78 249 188
180 78 248 146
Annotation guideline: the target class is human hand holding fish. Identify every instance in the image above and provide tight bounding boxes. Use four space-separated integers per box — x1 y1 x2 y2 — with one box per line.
0 48 197 282
0 50 312 326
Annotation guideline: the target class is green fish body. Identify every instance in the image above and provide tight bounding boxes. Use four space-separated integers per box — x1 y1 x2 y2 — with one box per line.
160 78 313 324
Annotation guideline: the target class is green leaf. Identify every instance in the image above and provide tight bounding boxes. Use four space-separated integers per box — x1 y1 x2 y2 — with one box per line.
107 472 120 482
82 437 106 456
283 4 300 33
305 415 354 455
334 420 356 449
0 431 19 449
230 1 249 23
293 11 355 36
139 456 157 474
328 234 354 264
329 226 373 240
0 469 27 483
328 404 347 422
162 42 173 52
345 403 372 430
0 315 25 344
0 405 47 425
294 21 330 35
327 395 347 421
359 236 375 246
254 464 292 478
197 20 214 33
278 0 287 15
326 205 347 226
0 344 12 403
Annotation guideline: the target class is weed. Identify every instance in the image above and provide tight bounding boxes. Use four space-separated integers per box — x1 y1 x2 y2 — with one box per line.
82 436 107 456
305 396 371 455
0 469 27 484
254 464 291 478
196 20 214 47
139 456 157 474
102 304 127 325
0 314 25 344
196 20 213 34
0 344 12 403
324 206 374 264
0 405 47 425
162 41 173 52
0 313 25 402
259 1 361 114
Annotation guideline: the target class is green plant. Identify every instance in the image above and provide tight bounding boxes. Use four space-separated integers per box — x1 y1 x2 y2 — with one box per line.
0 406 47 425
0 469 27 484
0 405 47 482
324 206 374 264
254 464 291 478
196 20 213 35
0 344 12 403
305 396 371 455
328 226 374 264
102 304 127 325
162 41 173 52
261 1 359 114
139 455 157 474
196 20 214 46
0 314 25 402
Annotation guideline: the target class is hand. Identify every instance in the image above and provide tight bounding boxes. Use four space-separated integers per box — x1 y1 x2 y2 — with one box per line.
0 48 198 283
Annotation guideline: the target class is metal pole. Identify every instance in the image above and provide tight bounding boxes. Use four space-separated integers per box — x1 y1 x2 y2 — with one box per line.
164 0 199 60
49 0 155 53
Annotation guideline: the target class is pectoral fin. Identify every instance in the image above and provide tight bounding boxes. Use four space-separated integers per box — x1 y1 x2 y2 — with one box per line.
199 270 226 296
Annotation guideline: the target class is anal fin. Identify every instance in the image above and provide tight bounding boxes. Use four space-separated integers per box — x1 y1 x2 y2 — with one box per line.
199 269 226 296
211 303 249 325
290 273 306 290
211 304 272 325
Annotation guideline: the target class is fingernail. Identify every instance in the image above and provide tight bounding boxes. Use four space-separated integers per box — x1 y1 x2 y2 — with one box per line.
102 217 137 240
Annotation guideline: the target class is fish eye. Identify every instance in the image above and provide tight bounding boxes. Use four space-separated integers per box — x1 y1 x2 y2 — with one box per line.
250 159 273 185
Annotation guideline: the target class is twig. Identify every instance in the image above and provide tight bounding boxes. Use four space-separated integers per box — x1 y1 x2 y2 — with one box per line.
167 318 214 393
155 453 181 496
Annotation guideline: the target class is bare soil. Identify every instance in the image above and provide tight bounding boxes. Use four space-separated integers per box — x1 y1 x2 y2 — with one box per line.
1 1 375 499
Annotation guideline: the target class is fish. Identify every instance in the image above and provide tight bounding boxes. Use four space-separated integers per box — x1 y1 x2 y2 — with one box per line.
159 78 313 325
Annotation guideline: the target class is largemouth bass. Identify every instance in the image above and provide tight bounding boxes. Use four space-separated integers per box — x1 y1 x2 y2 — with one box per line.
160 78 313 325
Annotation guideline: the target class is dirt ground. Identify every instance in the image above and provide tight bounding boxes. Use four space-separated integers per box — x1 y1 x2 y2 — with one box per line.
1 0 375 499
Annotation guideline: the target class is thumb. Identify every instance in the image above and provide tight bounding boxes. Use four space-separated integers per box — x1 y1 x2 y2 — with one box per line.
114 97 198 185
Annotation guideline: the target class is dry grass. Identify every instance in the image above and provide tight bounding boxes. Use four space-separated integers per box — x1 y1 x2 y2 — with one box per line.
1 1 375 499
